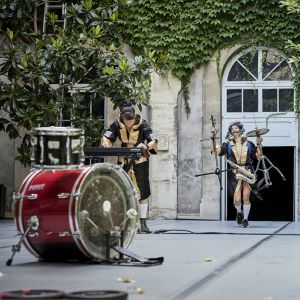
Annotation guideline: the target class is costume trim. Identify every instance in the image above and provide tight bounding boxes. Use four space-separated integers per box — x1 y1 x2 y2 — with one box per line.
119 117 142 145
231 140 248 164
128 168 141 200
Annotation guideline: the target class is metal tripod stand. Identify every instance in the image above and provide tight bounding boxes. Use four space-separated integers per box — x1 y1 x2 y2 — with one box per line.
255 143 286 191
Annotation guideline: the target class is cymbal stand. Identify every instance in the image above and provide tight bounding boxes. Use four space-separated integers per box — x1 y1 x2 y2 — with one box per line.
255 143 286 191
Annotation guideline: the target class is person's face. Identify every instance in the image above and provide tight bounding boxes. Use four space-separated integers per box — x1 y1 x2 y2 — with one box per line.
231 125 241 136
124 118 135 128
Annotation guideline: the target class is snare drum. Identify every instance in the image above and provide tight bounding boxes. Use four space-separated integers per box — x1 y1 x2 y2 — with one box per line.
31 127 85 168
15 163 138 261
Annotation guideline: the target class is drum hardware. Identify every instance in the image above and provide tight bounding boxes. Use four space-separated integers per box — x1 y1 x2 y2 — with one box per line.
195 167 232 177
104 227 124 262
120 209 138 228
39 136 44 164
26 194 38 200
58 231 81 238
13 192 38 201
79 210 99 229
28 232 39 238
246 128 270 137
255 152 286 191
100 209 162 265
102 200 114 228
246 128 286 191
6 216 39 266
109 246 164 266
195 115 225 189
66 136 70 164
57 192 80 199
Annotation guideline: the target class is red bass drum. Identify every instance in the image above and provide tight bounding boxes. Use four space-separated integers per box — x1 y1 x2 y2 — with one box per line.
15 163 138 261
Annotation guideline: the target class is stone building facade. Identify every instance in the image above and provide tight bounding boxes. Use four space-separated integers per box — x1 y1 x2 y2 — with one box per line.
1 46 298 221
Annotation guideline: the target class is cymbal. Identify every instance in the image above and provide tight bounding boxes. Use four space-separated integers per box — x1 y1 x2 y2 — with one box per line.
246 128 269 137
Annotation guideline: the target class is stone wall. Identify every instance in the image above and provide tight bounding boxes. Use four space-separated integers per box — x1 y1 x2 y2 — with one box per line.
149 73 180 219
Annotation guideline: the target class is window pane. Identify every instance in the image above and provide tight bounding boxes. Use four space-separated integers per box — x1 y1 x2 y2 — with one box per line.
92 97 104 118
228 61 256 81
262 50 293 81
279 89 294 112
227 89 242 112
238 51 258 79
263 89 277 112
264 61 293 81
243 89 258 112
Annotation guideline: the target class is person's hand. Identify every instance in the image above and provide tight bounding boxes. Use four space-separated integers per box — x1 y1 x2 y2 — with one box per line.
137 143 148 150
101 138 111 148
211 128 219 136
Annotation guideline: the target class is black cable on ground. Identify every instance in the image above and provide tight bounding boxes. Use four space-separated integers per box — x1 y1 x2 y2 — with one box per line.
152 228 300 236
168 222 292 300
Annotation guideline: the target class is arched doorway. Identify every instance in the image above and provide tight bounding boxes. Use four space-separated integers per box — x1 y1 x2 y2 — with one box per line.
222 47 297 221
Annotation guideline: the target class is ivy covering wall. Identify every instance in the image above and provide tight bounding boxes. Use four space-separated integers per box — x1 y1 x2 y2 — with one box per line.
119 0 300 112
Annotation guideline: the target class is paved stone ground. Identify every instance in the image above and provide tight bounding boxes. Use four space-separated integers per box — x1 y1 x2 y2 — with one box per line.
0 219 300 299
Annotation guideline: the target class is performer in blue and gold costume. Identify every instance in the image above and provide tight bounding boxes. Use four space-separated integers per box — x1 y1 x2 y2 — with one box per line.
211 121 262 228
101 103 157 233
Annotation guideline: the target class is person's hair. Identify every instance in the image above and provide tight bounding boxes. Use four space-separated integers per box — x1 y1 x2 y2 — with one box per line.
228 121 245 134
120 102 135 120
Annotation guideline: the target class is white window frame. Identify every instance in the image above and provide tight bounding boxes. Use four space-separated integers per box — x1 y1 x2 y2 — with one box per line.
223 47 295 118
221 46 298 222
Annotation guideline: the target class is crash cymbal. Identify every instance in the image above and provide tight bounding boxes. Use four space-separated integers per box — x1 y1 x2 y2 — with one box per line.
246 128 269 137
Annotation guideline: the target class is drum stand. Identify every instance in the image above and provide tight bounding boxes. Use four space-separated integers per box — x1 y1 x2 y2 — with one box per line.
6 216 39 266
102 228 163 266
255 145 286 191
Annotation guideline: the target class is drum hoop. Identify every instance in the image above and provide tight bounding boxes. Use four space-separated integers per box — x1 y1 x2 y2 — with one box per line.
31 164 85 170
32 132 84 137
31 127 84 136
17 170 43 259
69 166 94 259
72 163 138 259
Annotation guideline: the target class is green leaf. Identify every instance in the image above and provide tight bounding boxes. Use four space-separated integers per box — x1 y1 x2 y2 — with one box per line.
119 58 129 72
7 28 13 41
104 65 115 75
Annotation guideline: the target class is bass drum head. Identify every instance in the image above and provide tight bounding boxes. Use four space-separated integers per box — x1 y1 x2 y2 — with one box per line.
75 163 138 259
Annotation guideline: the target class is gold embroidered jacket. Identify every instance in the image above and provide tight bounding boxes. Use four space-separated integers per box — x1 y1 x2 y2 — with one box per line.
102 114 157 163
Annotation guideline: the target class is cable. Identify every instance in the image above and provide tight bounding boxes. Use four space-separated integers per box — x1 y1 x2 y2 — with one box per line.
152 228 300 236
168 222 292 300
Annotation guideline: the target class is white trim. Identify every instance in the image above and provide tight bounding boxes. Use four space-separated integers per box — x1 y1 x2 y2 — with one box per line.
17 170 43 258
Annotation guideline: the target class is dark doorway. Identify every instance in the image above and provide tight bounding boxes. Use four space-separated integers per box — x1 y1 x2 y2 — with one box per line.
226 147 294 221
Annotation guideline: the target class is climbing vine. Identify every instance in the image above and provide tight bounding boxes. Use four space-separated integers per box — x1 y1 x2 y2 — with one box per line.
119 0 300 112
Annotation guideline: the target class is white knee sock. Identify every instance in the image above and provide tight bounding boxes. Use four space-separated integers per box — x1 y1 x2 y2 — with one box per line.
243 204 251 220
235 204 242 213
138 203 148 219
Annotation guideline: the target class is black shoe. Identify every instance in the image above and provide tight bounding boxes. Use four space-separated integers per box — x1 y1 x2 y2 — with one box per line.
139 218 150 233
236 212 243 225
241 219 249 228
